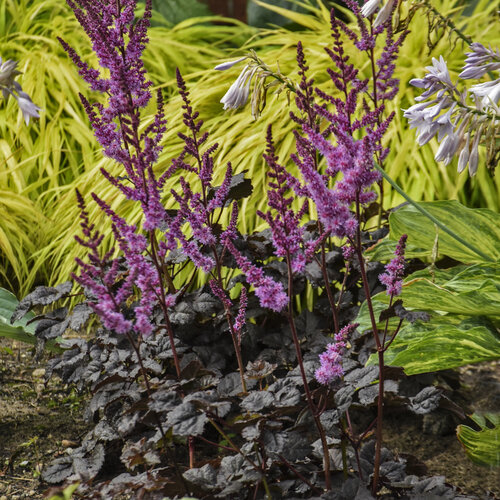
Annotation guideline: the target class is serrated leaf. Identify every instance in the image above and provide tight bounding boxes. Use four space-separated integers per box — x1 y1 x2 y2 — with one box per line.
344 366 379 389
35 308 69 340
268 378 301 407
192 292 219 314
166 401 207 436
68 303 93 330
409 386 442 415
183 464 217 490
226 171 253 203
42 456 74 484
457 413 500 466
12 282 72 322
241 390 275 412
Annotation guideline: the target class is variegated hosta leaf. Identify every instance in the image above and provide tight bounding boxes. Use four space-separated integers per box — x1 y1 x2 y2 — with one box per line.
367 200 500 264
358 261 500 374
457 413 500 466
366 315 500 375
0 286 35 344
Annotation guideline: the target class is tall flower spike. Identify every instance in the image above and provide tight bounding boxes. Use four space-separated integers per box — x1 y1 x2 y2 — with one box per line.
257 126 308 273
315 323 358 385
405 47 500 174
379 234 407 296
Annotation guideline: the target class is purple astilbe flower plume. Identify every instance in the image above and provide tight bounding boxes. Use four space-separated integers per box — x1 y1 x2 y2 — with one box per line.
160 70 244 274
379 234 408 296
257 126 310 273
72 190 133 334
233 287 248 338
315 323 358 385
290 8 404 241
60 0 168 232
224 240 288 312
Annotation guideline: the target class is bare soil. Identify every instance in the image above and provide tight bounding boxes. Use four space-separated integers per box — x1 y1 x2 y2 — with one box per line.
0 340 498 499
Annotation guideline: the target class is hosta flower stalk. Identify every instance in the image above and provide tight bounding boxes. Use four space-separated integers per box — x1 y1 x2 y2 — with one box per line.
405 45 500 174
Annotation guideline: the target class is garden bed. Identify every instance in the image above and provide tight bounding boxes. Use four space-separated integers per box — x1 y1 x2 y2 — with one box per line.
1 340 498 499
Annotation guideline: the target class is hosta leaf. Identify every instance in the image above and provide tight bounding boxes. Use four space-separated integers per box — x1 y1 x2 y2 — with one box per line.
366 315 500 375
368 201 500 264
457 413 500 467
394 264 500 317
359 261 500 374
0 286 35 344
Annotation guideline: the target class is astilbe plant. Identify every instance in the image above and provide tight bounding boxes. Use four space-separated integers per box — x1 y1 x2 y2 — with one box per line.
217 2 412 495
11 0 462 498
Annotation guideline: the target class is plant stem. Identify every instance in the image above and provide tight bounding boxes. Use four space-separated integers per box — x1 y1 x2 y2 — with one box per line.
319 241 340 333
285 254 331 491
354 193 383 495
213 251 247 393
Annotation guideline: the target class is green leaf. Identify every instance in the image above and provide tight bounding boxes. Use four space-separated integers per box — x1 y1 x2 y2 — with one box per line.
0 286 36 343
358 263 500 374
359 263 500 323
457 414 500 467
368 201 500 264
0 286 61 352
366 315 500 375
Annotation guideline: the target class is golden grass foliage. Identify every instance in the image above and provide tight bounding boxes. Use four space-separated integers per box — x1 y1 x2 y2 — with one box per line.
0 0 498 295
0 0 253 295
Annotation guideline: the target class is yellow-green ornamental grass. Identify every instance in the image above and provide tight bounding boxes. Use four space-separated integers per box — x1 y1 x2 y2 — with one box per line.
0 0 498 295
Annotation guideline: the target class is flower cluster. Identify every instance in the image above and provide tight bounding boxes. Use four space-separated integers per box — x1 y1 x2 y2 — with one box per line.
225 239 288 312
360 0 398 28
257 126 311 273
73 190 164 336
404 44 500 175
379 234 407 296
315 323 357 385
215 50 296 118
59 0 169 231
0 57 41 124
290 8 400 240
64 0 177 340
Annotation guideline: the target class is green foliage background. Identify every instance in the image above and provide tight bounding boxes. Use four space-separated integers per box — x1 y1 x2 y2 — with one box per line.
0 0 499 296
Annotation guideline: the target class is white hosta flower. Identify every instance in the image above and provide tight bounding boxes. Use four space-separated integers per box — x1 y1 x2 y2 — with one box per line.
468 126 483 176
373 0 397 27
0 56 41 125
469 79 500 109
16 90 41 125
220 65 259 111
214 56 248 71
457 133 470 173
360 0 397 27
361 0 380 18
435 132 460 165
0 57 21 88
459 43 500 80
405 48 500 174
410 56 456 101
403 97 455 145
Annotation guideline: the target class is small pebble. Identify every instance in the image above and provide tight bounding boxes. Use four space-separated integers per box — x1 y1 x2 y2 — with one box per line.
32 368 46 378
0 495 7 500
